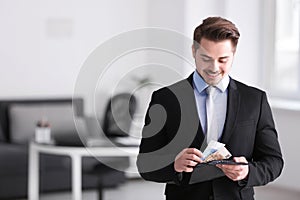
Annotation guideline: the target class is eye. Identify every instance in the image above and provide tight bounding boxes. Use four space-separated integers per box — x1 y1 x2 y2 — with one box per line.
201 57 211 62
219 58 228 63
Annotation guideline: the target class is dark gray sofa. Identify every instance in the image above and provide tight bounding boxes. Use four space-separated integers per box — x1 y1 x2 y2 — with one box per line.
0 98 127 199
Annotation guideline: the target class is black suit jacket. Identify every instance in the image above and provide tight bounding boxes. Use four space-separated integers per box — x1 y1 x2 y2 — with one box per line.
137 73 283 200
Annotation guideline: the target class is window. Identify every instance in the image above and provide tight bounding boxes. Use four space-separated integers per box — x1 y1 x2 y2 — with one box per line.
270 0 300 99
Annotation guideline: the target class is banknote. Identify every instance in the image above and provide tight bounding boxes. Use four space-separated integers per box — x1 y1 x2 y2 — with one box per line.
202 140 232 162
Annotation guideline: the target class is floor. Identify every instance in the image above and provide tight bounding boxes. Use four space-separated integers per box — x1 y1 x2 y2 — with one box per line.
22 179 300 200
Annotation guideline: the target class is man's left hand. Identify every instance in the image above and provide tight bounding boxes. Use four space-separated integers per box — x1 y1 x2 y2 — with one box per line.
216 157 249 181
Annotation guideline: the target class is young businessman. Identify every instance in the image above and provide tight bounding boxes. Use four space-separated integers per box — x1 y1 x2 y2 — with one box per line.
137 16 283 200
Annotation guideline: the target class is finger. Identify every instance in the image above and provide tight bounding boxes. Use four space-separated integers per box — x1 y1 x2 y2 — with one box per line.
217 164 236 170
227 165 244 171
225 173 236 180
185 153 202 163
233 156 248 163
228 173 244 181
221 166 245 175
224 170 242 181
185 148 203 157
221 167 235 175
174 160 194 172
182 166 194 173
175 148 195 160
185 168 194 173
184 160 198 167
222 167 247 181
221 169 236 179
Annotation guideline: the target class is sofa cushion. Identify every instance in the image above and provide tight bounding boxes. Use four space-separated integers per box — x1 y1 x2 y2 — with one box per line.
0 143 28 176
9 103 77 144
0 124 5 142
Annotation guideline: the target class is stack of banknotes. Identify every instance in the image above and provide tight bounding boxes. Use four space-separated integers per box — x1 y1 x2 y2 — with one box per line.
202 140 232 162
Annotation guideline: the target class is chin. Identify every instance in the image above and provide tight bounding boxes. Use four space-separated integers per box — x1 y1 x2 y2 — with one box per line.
205 78 220 86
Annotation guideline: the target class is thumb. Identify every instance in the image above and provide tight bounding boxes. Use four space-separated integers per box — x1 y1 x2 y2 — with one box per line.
233 156 248 163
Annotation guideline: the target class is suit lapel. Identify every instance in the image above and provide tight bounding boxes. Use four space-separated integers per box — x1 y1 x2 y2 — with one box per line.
185 74 205 148
220 79 240 144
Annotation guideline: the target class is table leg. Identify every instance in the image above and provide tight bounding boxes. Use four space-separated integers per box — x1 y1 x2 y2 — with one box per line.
28 143 39 200
71 154 82 200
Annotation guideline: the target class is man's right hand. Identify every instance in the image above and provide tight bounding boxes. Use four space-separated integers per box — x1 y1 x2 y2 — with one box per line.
174 148 203 172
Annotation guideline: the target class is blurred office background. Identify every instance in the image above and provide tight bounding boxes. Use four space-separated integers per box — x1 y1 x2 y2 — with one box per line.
1 0 300 199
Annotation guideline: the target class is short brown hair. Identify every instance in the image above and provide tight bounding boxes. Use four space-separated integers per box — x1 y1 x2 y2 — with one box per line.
193 16 240 51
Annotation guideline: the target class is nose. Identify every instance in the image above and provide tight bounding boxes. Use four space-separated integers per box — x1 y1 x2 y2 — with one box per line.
211 60 220 72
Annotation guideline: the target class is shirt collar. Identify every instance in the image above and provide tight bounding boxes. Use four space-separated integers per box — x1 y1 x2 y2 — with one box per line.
193 71 230 93
193 71 208 94
215 74 230 92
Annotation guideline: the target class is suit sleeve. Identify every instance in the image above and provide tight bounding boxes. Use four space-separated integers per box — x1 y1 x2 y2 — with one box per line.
136 91 181 184
246 92 284 187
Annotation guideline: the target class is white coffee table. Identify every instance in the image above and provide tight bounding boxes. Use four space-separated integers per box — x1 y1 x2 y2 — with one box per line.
28 141 139 200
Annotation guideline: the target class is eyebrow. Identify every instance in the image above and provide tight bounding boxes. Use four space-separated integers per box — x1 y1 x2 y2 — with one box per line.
200 54 211 58
200 54 230 60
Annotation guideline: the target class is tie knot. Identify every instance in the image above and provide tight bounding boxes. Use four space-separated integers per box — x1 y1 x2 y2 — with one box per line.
206 86 217 96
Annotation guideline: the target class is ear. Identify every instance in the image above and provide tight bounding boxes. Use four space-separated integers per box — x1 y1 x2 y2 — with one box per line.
192 44 196 59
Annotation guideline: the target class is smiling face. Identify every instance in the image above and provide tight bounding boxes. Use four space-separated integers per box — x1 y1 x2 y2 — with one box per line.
192 38 235 86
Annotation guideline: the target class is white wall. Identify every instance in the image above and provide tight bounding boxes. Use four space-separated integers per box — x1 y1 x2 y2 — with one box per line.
0 0 148 99
224 0 262 88
271 108 300 191
0 0 260 109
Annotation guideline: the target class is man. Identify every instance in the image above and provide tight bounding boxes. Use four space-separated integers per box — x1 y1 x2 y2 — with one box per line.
137 16 283 200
